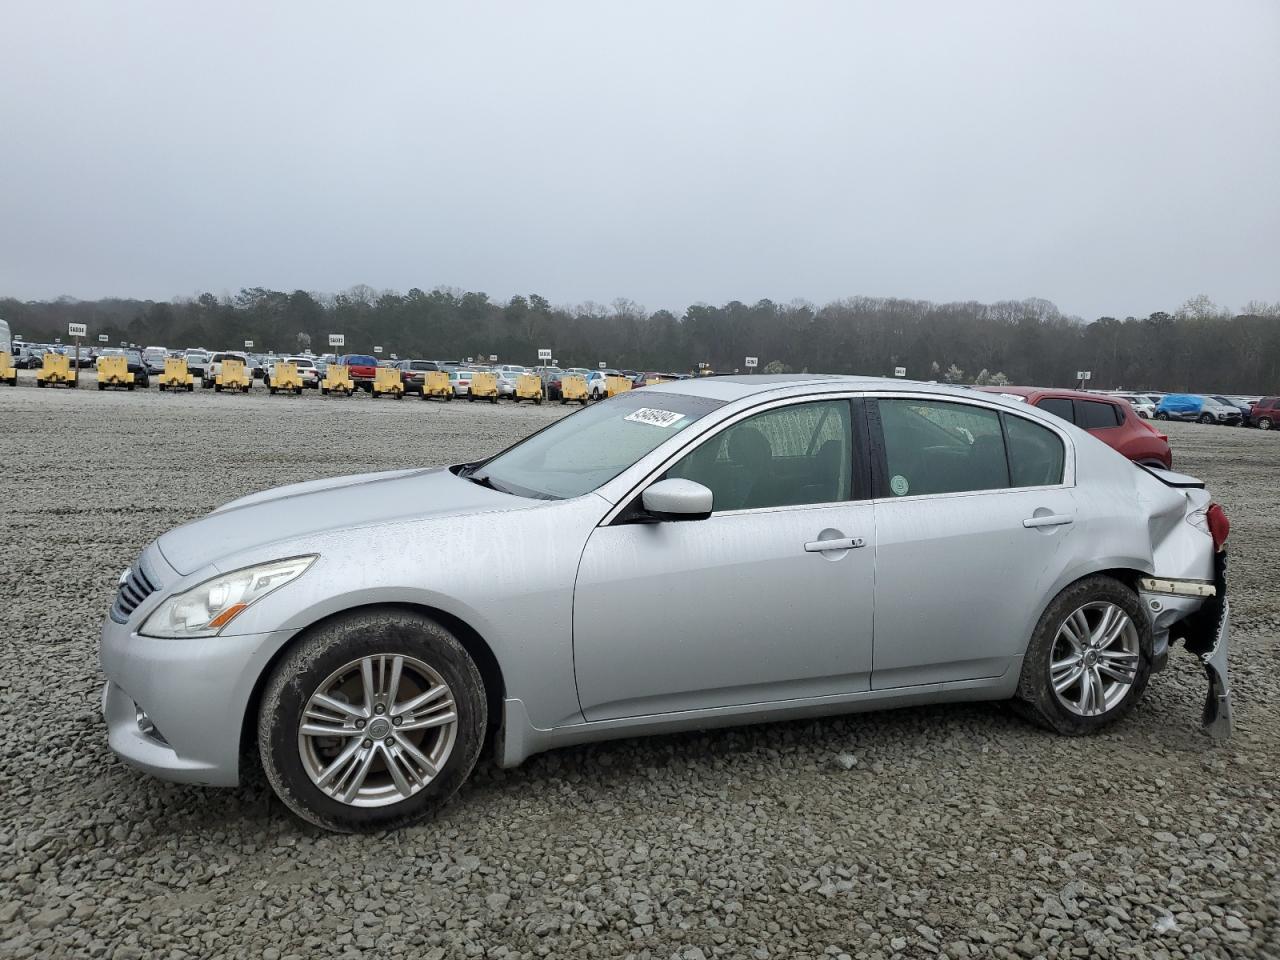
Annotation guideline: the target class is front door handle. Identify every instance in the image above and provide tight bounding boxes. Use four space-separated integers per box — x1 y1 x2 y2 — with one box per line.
804 537 865 552
1022 514 1073 529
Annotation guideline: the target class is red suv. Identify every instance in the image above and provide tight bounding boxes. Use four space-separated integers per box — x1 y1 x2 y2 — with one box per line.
1249 396 1279 431
978 386 1172 468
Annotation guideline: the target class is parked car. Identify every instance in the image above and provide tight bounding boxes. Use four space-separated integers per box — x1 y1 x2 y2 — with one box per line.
100 376 1231 831
1209 395 1252 425
338 354 380 391
449 369 475 397
539 368 569 400
395 359 444 395
1248 396 1279 430
1155 394 1242 426
1109 393 1156 419
586 369 623 400
202 352 250 388
14 344 45 369
494 370 518 398
978 386 1172 468
185 350 210 380
142 346 169 375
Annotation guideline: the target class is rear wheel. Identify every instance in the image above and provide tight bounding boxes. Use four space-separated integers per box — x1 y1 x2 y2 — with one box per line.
257 609 486 832
1198 413 1214 424
1014 576 1151 735
1154 411 1168 421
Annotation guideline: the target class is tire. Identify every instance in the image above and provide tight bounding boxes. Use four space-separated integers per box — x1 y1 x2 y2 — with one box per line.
126 384 134 391
1257 416 1273 431
320 387 327 395
489 395 497 404
215 383 222 392
559 398 566 405
1154 412 1168 421
257 608 487 832
269 387 277 395
446 394 452 401
467 394 474 402
1013 575 1151 735
534 397 542 405
1198 413 1214 424
372 390 379 399
37 380 46 388
580 398 587 406
187 383 194 392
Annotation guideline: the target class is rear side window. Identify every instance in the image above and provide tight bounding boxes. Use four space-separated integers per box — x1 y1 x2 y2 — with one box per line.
1035 397 1075 422
1077 400 1122 428
1003 414 1065 487
878 399 1008 496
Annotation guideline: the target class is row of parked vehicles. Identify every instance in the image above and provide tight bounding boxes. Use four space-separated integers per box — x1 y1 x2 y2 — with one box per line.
1081 389 1275 429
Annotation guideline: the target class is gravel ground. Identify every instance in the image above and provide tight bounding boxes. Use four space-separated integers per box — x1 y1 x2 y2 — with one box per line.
1 379 1278 960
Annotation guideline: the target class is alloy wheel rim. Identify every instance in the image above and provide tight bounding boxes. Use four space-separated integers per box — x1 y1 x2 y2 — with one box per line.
298 654 458 807
1049 601 1140 717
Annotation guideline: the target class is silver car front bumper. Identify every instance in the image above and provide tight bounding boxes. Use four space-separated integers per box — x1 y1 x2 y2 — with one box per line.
100 616 289 786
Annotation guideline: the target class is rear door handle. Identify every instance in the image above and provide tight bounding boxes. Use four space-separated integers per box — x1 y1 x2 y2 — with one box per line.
804 537 865 552
1022 514 1073 529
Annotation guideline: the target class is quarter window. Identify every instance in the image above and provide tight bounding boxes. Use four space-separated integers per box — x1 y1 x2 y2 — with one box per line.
1077 400 1122 429
664 400 853 512
1003 414 1065 487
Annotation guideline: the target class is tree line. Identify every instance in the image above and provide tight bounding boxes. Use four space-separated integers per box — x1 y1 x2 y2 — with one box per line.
2 287 1277 393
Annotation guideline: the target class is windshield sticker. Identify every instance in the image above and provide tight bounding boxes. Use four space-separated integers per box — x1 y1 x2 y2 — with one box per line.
624 408 686 428
890 474 910 496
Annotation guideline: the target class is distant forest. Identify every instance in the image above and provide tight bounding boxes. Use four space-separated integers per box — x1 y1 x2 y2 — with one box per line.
3 288 1278 393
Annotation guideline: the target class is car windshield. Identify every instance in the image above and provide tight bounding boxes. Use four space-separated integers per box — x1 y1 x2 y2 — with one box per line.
474 392 723 500
346 355 377 366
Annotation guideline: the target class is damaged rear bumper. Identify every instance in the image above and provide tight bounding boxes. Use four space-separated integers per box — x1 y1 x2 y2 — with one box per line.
1167 552 1232 739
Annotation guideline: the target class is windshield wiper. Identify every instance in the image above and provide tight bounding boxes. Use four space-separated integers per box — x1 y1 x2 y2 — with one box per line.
466 472 507 493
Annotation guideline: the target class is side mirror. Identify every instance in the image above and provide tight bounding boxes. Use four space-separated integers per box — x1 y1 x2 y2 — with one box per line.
641 478 713 521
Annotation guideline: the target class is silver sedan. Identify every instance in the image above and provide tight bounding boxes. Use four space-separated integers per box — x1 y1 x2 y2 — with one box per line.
100 375 1232 831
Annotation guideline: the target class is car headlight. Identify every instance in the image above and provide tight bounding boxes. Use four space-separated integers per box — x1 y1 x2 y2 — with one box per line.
139 556 316 638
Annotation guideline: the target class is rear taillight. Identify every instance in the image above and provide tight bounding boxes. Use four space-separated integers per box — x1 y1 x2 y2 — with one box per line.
1206 503 1229 552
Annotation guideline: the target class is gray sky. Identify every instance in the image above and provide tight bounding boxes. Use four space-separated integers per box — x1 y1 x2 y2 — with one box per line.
2 1 1277 319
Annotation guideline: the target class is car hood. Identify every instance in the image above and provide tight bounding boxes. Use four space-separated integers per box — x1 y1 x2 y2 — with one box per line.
155 466 522 575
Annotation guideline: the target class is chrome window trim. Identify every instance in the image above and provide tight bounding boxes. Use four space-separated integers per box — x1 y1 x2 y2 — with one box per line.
601 387 1078 524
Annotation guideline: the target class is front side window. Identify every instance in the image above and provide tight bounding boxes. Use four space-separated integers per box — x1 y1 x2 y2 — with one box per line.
878 399 1008 497
664 400 853 512
475 393 723 500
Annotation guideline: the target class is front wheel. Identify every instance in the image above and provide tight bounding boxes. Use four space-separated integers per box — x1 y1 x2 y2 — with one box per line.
1014 575 1151 735
1154 412 1169 421
1198 413 1214 424
1257 416 1273 431
257 609 487 832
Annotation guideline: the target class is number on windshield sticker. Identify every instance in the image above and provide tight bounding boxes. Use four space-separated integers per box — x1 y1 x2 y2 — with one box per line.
624 408 686 428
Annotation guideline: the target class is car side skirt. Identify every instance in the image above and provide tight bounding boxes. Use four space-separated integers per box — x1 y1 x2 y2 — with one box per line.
497 658 1023 768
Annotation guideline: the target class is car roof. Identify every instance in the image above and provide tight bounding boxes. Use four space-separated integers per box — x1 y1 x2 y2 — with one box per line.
975 385 1124 403
646 373 979 402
